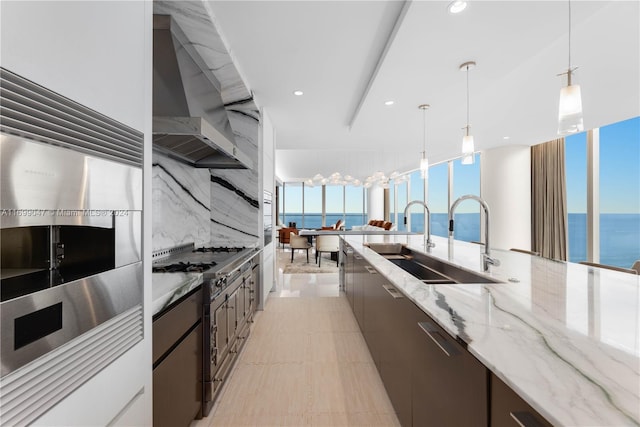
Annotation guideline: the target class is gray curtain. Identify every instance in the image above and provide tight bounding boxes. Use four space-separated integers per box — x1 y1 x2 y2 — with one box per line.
531 138 568 261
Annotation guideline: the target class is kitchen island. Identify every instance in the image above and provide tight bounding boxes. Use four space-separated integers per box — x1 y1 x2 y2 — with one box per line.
343 234 639 426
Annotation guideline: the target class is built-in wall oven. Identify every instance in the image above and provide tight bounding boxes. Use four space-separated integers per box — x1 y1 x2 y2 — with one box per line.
0 68 143 426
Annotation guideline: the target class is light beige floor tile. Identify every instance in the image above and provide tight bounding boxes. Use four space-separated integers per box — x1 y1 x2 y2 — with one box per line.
308 412 401 427
241 331 311 364
209 413 311 426
308 361 396 415
308 332 373 364
201 248 400 427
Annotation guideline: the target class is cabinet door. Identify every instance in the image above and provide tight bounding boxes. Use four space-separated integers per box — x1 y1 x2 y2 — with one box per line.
227 290 238 340
410 303 487 427
353 254 365 331
379 283 412 427
249 269 257 314
153 322 202 427
214 301 228 363
345 247 354 308
362 263 384 368
491 373 552 427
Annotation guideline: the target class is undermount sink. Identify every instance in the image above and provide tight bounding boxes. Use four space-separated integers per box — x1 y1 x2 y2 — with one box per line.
367 243 500 284
387 258 456 284
364 242 406 254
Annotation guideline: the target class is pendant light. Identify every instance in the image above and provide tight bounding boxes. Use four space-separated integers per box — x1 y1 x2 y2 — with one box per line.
460 61 476 165
557 0 583 135
418 104 430 178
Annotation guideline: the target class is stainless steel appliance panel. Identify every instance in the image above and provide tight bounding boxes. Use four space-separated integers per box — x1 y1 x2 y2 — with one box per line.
0 262 142 376
115 211 142 267
213 297 228 368
1 134 142 222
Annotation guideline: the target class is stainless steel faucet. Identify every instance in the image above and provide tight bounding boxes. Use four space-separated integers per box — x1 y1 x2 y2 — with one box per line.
448 195 500 271
403 200 435 249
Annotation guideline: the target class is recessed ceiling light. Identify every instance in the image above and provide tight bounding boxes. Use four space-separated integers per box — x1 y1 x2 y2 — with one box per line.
384 100 394 106
503 136 510 140
448 1 468 14
293 90 304 96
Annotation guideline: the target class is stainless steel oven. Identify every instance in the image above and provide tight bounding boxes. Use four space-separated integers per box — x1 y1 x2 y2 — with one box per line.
0 68 143 426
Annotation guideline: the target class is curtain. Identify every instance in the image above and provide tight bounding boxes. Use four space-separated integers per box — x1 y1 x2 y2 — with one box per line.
531 138 568 260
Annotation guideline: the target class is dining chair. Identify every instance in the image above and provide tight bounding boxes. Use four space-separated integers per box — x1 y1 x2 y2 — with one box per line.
510 248 541 256
579 261 638 275
289 232 312 263
315 235 340 267
278 227 297 249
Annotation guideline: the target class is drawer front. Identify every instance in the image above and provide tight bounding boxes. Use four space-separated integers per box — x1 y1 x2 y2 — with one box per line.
153 288 202 364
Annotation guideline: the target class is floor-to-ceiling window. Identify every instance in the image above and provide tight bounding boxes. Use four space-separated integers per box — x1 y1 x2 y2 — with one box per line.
428 162 449 238
396 180 408 231
408 171 425 232
303 184 322 228
389 183 396 224
452 158 481 243
564 116 640 268
345 185 366 228
282 182 302 227
325 185 344 227
566 131 588 263
599 117 640 268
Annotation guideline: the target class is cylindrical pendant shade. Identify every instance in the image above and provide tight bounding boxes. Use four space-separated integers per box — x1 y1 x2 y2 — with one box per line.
420 156 429 178
558 84 584 135
462 134 474 155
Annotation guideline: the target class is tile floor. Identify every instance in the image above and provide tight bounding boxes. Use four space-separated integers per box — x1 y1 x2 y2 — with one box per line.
192 247 400 427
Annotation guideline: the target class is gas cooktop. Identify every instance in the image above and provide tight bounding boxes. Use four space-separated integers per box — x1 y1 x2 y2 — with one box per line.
152 243 255 279
151 261 217 274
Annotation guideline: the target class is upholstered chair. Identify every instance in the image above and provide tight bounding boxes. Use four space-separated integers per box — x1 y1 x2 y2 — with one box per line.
289 233 312 263
278 227 298 249
315 235 340 267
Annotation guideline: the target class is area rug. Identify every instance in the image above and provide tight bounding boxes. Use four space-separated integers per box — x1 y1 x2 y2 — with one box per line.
283 259 339 274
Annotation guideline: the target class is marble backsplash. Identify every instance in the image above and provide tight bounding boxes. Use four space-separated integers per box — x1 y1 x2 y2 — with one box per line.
152 152 211 251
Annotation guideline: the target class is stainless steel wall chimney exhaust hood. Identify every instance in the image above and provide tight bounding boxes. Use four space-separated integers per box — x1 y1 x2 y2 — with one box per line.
153 15 252 169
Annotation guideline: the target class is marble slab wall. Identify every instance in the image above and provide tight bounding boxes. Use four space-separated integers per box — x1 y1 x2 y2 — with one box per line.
210 109 260 247
155 0 261 248
152 152 211 251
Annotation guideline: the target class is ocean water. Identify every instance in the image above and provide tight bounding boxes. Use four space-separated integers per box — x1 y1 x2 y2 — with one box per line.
281 213 640 269
569 213 640 268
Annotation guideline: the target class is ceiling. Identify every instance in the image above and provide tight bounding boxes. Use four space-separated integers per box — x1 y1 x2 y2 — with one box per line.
208 1 639 182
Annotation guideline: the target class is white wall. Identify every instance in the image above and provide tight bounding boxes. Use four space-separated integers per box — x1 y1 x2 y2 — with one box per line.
261 109 276 304
481 145 531 251
368 186 385 220
1 1 153 425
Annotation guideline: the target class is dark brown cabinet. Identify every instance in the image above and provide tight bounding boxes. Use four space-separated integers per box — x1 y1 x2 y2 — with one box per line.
152 288 203 427
362 263 384 368
344 244 354 308
490 373 552 427
352 254 365 330
410 300 487 426
345 248 552 427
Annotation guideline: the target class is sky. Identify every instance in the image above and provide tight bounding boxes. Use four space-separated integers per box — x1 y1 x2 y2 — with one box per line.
282 116 639 216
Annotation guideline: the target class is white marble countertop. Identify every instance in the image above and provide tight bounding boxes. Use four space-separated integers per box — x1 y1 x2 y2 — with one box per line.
343 234 640 426
151 272 203 317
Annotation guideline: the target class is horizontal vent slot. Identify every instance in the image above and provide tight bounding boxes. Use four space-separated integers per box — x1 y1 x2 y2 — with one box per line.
0 305 143 426
0 67 143 167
